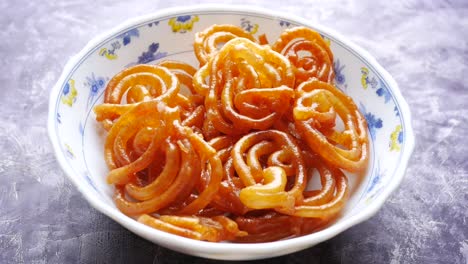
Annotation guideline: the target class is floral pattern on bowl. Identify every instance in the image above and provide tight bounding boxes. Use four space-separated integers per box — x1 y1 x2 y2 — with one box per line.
48 6 414 261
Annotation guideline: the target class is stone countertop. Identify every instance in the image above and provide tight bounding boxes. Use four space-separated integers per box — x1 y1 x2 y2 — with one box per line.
1 0 467 263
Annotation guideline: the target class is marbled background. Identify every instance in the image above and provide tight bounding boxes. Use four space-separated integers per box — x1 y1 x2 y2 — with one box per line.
1 0 467 263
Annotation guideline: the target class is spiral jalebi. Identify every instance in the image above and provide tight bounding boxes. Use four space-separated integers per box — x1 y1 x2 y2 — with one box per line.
93 24 369 243
272 27 335 85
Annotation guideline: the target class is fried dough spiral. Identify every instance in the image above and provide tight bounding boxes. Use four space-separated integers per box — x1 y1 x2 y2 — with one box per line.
294 79 369 172
94 24 369 243
94 61 204 131
196 37 295 137
232 130 306 211
272 26 335 85
194 24 256 66
104 64 179 104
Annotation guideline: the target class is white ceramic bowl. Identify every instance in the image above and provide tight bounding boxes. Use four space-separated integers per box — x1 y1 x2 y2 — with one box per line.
48 5 415 260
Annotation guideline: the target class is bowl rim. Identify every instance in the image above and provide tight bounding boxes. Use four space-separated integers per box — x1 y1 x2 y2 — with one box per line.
48 4 415 258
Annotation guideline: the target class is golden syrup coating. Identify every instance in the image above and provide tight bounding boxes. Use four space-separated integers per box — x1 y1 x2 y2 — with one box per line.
93 25 369 243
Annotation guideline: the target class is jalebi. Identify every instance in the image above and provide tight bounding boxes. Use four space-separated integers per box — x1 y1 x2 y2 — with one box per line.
93 24 369 243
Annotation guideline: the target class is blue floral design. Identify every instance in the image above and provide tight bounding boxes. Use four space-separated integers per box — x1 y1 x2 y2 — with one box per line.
334 59 346 85
389 125 403 151
111 41 121 50
177 15 191 22
136 42 168 64
364 161 388 204
279 20 291 27
147 21 159 27
99 41 121 60
367 162 382 194
361 68 378 89
79 122 85 136
394 106 400 117
57 113 61 124
241 18 258 34
168 15 199 33
85 73 106 109
63 82 70 94
61 79 77 106
100 28 138 60
376 80 391 103
361 67 392 104
117 28 139 46
365 113 383 140
359 103 383 140
83 171 98 192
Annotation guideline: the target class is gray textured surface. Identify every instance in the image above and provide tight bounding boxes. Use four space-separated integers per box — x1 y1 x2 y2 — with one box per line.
1 0 467 263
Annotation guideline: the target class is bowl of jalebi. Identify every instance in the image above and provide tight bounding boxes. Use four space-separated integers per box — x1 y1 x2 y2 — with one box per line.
48 5 415 260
